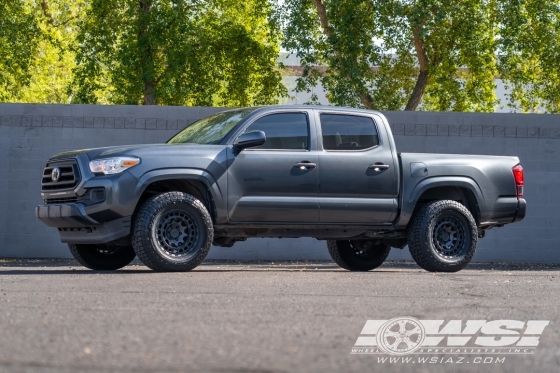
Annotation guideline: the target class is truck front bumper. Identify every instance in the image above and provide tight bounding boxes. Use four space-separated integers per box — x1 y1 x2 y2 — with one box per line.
36 203 99 228
35 204 132 244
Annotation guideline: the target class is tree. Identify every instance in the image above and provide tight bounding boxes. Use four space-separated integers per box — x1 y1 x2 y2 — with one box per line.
0 1 84 103
282 0 559 112
0 1 42 101
498 0 560 113
22 1 85 103
70 0 287 106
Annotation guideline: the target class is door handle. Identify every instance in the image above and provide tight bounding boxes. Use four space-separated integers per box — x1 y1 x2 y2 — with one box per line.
294 161 317 170
369 163 390 172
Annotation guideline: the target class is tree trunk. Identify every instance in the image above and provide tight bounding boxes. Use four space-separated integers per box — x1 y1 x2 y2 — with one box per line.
405 70 429 111
357 92 375 110
40 1 55 26
405 32 430 111
139 0 156 105
143 82 156 105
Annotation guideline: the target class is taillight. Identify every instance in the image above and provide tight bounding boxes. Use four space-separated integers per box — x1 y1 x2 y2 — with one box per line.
512 164 524 198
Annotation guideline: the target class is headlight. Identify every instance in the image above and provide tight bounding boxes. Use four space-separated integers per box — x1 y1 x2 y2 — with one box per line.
89 157 140 175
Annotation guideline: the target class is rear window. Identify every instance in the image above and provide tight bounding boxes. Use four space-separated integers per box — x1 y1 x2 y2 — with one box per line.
320 114 379 150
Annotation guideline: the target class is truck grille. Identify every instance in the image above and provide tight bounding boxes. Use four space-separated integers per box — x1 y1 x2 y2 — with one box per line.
41 159 81 191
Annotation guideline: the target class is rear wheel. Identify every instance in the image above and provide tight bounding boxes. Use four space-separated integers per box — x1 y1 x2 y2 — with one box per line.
132 192 213 272
69 244 136 270
408 200 477 272
327 240 391 271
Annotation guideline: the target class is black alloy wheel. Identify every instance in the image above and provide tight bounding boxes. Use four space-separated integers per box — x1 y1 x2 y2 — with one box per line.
132 192 213 272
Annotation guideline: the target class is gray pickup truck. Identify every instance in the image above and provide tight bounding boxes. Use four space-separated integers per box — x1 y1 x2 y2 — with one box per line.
36 106 526 272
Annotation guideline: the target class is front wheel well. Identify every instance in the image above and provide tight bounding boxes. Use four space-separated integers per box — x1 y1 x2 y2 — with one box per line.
134 179 216 223
414 186 480 225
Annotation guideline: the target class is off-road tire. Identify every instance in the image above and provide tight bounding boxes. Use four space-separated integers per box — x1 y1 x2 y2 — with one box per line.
408 200 477 273
69 244 136 270
132 192 213 272
327 240 391 271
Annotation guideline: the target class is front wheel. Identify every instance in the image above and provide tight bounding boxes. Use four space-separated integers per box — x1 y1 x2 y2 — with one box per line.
69 244 136 270
132 192 213 272
327 240 391 271
407 200 478 272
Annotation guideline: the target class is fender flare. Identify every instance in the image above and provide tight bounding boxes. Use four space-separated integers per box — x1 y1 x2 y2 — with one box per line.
131 168 224 216
395 176 485 228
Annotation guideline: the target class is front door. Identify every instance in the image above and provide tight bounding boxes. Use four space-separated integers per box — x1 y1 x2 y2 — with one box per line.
317 112 398 224
227 111 319 223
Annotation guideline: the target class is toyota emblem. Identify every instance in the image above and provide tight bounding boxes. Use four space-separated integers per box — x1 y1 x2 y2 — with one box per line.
51 167 61 182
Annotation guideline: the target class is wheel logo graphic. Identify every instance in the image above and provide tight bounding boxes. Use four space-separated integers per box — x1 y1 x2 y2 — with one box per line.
376 317 425 355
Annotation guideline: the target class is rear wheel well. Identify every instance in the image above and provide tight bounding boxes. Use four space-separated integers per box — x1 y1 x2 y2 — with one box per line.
135 179 216 223
415 186 480 225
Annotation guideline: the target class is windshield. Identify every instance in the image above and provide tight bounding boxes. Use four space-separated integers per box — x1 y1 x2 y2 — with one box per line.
167 108 257 145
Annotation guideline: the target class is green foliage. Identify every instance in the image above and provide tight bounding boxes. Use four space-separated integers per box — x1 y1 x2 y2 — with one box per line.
3 0 560 112
0 1 85 103
22 1 85 103
281 0 560 112
282 0 405 109
398 0 498 112
0 1 42 101
70 0 286 106
0 0 285 106
498 0 560 112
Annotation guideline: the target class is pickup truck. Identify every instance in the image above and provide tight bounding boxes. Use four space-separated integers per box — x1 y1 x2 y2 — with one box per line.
36 106 526 273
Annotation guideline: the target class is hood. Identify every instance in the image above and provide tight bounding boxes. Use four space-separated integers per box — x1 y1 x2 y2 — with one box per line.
49 143 225 161
49 144 157 160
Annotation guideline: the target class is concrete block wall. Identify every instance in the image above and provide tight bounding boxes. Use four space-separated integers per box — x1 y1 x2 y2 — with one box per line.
0 103 558 263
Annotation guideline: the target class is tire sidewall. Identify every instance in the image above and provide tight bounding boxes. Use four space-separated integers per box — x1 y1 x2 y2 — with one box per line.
409 200 477 272
133 192 213 271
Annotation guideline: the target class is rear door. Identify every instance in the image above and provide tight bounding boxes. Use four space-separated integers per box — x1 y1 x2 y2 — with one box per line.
227 110 320 222
316 111 398 224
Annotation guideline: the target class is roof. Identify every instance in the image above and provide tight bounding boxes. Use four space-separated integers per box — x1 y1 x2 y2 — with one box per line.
247 104 383 116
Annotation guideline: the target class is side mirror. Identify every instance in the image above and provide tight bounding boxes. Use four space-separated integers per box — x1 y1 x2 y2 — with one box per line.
233 131 266 151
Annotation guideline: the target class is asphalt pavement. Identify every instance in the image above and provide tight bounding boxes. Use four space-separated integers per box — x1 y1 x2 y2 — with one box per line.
0 259 559 373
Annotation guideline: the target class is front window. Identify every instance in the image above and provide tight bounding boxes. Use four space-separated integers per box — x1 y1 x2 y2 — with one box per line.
243 113 309 150
167 108 257 145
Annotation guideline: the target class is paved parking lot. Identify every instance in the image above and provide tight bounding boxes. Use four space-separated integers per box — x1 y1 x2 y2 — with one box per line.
0 259 559 373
